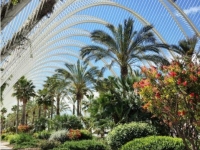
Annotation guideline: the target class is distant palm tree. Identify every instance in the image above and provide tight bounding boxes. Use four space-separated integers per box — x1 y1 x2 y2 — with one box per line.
43 76 69 116
12 76 35 125
56 60 102 116
81 18 170 78
170 36 199 61
1 107 7 115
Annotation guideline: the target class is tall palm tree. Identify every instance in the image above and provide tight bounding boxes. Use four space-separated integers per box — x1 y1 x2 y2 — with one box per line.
1 107 7 116
56 60 102 116
12 76 35 125
80 18 170 78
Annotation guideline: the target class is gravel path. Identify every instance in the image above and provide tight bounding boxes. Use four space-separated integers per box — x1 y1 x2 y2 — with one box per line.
0 141 13 150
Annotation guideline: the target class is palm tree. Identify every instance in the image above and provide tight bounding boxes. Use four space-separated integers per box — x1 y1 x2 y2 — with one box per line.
43 76 68 116
12 76 35 125
56 60 102 116
1 107 7 116
170 36 199 61
36 88 52 118
80 18 170 78
0 83 8 103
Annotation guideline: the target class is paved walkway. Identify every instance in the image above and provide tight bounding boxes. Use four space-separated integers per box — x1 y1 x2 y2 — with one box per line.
0 141 12 150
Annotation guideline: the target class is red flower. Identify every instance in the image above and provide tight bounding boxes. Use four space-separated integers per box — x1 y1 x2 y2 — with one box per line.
177 78 181 85
169 71 177 77
182 81 187 86
156 73 161 78
190 93 195 97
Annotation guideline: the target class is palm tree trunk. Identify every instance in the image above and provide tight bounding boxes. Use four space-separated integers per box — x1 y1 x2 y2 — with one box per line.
16 99 19 133
77 99 80 116
32 111 35 125
51 100 53 119
121 65 128 78
73 103 75 115
38 105 41 119
56 95 60 116
21 100 27 125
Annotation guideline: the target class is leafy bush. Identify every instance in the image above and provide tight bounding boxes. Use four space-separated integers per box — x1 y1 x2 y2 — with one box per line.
40 140 61 150
12 141 39 150
49 129 69 143
53 140 108 150
79 129 92 140
38 130 51 139
9 133 37 145
34 117 49 131
7 134 20 144
106 122 157 149
121 136 186 150
53 115 83 130
1 134 6 140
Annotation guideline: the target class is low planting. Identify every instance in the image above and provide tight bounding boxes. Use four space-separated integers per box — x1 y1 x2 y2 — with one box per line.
53 140 109 150
106 122 157 149
121 136 186 150
49 129 69 143
40 140 61 150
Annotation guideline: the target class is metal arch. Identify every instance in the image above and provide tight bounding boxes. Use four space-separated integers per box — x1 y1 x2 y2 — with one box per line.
28 0 169 59
1 0 170 87
3 61 73 96
26 70 59 80
167 0 200 37
0 17 109 86
158 0 188 38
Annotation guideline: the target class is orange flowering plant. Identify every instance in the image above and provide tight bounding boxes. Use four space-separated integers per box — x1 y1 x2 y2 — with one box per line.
134 58 200 150
18 124 30 132
67 129 81 140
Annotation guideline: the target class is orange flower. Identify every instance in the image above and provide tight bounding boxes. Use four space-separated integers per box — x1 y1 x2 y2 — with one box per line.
178 110 186 116
139 79 150 88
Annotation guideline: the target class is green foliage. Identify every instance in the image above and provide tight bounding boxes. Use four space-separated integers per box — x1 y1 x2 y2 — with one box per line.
34 117 48 131
11 0 18 5
53 114 83 130
106 122 157 149
40 140 61 150
49 129 69 143
53 140 109 150
37 130 51 139
12 141 38 150
79 130 93 140
9 133 36 144
121 136 186 150
1 134 6 140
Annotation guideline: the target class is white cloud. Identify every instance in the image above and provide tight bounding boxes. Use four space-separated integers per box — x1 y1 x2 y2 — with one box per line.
175 6 200 17
184 6 200 15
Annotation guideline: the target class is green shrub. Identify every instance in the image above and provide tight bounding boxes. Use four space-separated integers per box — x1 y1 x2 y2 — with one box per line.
79 130 92 140
49 129 69 143
121 136 186 150
106 122 157 149
40 140 61 150
12 141 39 150
38 130 51 139
15 133 36 144
53 115 83 130
1 134 6 140
53 140 108 150
7 134 20 144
